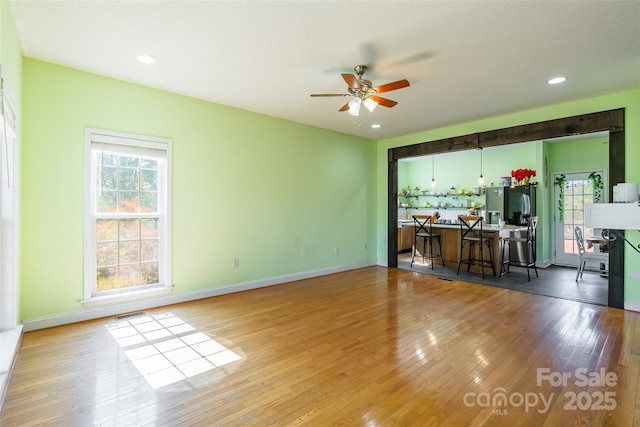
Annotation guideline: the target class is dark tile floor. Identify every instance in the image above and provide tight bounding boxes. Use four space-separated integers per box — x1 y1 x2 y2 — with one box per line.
397 252 608 306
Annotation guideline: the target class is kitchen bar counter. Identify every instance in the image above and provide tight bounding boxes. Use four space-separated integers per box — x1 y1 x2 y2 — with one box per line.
398 220 527 233
398 221 529 274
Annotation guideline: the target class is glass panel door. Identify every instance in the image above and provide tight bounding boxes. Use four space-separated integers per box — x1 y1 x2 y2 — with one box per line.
553 171 605 266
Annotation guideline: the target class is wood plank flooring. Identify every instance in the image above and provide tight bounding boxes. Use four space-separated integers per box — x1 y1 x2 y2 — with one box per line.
1 266 638 426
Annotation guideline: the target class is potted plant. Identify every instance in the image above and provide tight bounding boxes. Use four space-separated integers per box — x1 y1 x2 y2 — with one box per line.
588 172 603 202
555 174 567 221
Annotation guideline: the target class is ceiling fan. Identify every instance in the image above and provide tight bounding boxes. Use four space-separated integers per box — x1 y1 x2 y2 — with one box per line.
310 65 410 116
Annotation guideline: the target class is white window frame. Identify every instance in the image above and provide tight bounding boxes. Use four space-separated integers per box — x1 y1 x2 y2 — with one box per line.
84 128 172 306
0 82 18 330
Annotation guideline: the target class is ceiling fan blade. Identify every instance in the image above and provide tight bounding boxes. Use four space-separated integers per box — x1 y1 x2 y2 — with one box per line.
342 73 361 90
370 96 398 108
310 94 348 97
374 79 410 94
338 102 350 112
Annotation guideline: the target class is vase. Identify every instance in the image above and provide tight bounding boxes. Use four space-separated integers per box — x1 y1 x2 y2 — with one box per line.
519 177 530 185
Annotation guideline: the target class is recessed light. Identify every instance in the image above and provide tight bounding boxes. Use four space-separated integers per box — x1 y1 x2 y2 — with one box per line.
371 124 381 129
137 54 155 64
548 76 567 85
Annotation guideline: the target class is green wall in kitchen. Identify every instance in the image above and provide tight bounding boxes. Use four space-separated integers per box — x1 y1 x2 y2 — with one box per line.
399 142 548 259
401 142 537 191
377 88 640 304
20 58 377 321
398 136 608 266
545 134 609 176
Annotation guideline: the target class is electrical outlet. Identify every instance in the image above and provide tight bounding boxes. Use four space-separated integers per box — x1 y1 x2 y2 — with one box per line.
335 247 340 255
632 271 640 281
232 258 239 268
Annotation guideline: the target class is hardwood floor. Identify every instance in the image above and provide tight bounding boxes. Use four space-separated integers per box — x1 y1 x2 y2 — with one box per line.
1 266 638 426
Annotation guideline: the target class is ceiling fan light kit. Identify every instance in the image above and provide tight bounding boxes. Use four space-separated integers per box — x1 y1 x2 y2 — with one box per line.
363 97 378 112
348 97 361 116
311 65 410 114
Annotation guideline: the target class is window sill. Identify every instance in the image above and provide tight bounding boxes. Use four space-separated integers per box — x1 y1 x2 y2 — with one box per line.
82 286 172 307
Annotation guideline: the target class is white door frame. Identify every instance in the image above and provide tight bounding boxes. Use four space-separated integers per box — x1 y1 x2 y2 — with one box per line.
552 169 607 266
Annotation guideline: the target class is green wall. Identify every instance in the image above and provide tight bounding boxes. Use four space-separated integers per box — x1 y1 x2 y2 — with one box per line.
402 142 537 191
545 134 609 176
20 59 377 321
378 88 640 303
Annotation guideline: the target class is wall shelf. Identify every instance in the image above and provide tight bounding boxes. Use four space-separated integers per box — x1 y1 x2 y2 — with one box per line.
400 206 484 210
399 193 485 198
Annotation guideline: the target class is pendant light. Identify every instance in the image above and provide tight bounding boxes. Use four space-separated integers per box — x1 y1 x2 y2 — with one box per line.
478 148 485 185
430 155 436 187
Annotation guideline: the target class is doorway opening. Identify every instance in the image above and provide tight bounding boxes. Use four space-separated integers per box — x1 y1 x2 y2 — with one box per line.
387 109 625 308
553 170 607 267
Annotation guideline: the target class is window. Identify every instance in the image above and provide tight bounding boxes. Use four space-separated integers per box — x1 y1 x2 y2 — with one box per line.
1 88 18 329
85 129 171 303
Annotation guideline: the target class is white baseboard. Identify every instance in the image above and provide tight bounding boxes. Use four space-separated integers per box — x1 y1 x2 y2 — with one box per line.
21 262 376 332
624 301 640 312
0 325 23 411
535 257 553 268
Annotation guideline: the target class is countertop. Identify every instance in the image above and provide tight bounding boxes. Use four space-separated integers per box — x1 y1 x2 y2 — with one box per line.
397 220 527 232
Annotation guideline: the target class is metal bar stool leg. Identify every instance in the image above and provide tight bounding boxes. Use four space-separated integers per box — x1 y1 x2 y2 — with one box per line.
479 240 485 279
499 238 510 277
421 234 426 265
428 235 434 270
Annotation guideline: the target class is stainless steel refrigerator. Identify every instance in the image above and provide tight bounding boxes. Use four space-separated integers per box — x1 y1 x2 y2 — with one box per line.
485 185 536 225
486 185 537 267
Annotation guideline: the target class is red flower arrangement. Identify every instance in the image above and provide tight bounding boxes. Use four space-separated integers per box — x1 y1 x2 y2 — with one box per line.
511 168 536 181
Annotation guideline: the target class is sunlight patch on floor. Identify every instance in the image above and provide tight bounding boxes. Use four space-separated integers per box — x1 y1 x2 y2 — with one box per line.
105 312 241 389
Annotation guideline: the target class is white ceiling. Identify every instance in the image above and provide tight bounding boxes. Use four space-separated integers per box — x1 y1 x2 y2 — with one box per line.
9 1 640 140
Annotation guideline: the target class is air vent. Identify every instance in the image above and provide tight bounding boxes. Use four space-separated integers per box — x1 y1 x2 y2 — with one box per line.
115 312 146 321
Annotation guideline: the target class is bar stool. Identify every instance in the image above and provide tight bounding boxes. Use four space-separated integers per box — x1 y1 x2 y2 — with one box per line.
500 216 538 281
410 215 443 270
457 215 495 279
